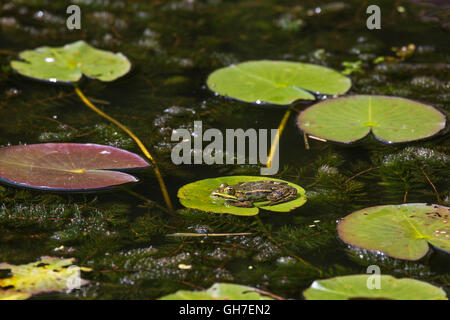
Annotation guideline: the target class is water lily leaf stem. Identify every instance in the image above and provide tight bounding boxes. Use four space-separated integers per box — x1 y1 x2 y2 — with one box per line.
267 106 293 169
74 84 173 211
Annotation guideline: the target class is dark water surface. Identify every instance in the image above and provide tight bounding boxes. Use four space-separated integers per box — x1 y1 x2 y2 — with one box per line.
0 0 448 299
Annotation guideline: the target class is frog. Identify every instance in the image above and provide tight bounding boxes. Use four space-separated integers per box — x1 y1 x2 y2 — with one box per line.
210 180 297 208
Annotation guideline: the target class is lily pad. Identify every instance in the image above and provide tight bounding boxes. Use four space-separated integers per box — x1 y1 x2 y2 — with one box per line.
337 203 450 260
11 40 131 83
177 176 306 216
0 256 91 297
303 275 447 300
0 290 31 300
0 143 150 191
159 283 275 300
207 60 351 105
298 95 446 144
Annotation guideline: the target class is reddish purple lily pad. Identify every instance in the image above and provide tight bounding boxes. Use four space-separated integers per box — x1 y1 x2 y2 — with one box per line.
0 143 149 191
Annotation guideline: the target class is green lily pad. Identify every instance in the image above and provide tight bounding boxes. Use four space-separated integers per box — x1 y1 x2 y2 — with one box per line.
0 256 92 296
298 95 446 144
177 176 306 216
159 283 275 300
303 275 447 300
337 203 450 260
11 40 131 83
207 60 351 105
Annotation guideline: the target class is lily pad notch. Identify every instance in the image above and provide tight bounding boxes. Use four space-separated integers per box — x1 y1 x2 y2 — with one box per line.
298 95 446 144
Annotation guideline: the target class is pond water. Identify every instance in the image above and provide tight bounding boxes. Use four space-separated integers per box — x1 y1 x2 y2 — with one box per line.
0 0 448 299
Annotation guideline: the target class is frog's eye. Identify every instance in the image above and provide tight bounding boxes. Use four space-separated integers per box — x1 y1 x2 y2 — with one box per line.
225 186 235 195
219 183 228 188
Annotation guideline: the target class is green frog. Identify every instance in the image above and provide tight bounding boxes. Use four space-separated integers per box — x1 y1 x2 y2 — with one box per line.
210 180 297 208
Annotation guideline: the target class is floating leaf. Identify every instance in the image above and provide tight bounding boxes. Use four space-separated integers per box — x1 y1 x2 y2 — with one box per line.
0 256 92 297
0 143 149 191
0 290 31 300
177 176 306 216
337 203 450 260
298 95 446 144
207 60 351 105
159 283 275 300
303 275 447 300
11 40 131 83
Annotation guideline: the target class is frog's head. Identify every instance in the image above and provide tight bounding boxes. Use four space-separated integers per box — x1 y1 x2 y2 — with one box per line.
210 183 237 200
